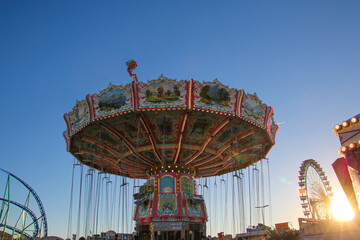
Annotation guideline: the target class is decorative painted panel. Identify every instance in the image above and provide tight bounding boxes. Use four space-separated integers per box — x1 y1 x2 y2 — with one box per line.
108 115 148 147
264 106 273 131
142 151 157 161
159 148 176 163
63 131 70 152
160 175 175 193
136 194 152 219
187 116 213 144
339 129 360 147
184 194 205 218
180 176 193 194
179 148 197 164
240 93 267 128
156 193 179 216
185 112 225 144
211 124 245 149
92 83 133 120
146 111 181 143
192 79 237 115
68 99 90 135
268 114 279 144
137 75 188 110
139 182 154 196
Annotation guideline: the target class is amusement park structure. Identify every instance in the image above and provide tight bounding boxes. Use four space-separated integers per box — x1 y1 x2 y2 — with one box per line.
297 114 360 239
332 113 360 217
0 168 48 239
298 159 333 220
63 61 278 239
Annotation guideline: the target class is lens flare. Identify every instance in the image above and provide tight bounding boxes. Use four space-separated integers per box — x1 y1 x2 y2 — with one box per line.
331 194 355 221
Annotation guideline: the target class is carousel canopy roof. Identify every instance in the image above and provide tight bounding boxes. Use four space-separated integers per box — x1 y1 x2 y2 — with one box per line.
64 74 278 179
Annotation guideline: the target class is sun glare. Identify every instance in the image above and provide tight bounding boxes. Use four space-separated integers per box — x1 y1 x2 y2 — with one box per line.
331 194 355 221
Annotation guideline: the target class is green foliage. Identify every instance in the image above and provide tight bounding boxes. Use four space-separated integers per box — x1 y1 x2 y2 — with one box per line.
158 117 172 136
146 96 162 102
157 86 164 97
145 89 152 97
200 85 210 100
99 101 125 111
199 85 230 106
222 89 230 101
162 95 178 100
173 85 180 96
266 229 299 240
191 118 212 136
145 88 179 102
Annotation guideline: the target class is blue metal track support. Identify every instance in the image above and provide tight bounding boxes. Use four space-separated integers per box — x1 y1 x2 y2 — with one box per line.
0 168 48 236
0 224 33 239
0 198 39 238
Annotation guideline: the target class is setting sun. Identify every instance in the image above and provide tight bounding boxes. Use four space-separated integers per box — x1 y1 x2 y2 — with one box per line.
331 194 355 221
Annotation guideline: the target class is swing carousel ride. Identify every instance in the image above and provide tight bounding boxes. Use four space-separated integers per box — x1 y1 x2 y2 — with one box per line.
63 60 279 239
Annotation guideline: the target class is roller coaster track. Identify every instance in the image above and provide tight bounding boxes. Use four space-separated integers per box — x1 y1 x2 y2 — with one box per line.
0 198 39 238
0 224 33 239
0 168 47 237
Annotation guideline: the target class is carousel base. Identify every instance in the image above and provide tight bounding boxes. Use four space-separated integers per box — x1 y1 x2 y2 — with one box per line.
134 170 208 240
135 222 206 240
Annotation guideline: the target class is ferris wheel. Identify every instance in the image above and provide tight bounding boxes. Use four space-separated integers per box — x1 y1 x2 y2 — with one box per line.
298 159 333 220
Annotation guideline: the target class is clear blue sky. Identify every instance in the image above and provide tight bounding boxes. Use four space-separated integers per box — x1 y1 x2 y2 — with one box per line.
1 0 360 238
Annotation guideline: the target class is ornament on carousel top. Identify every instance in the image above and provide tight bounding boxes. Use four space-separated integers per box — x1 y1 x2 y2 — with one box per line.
126 59 138 81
